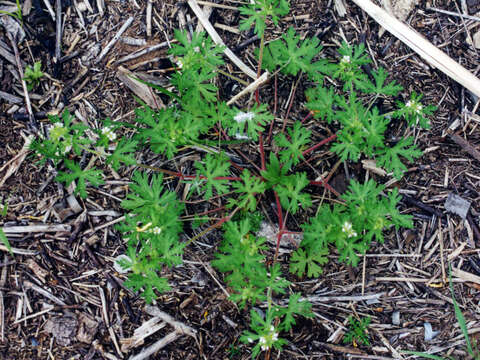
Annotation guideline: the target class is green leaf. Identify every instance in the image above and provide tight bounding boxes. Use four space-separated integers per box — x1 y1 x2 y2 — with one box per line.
229 170 266 211
305 86 337 123
239 0 289 36
384 188 413 230
261 152 289 188
0 228 12 256
265 263 289 295
106 139 138 171
134 106 185 159
342 179 384 208
227 104 273 141
171 67 218 105
191 153 231 199
401 351 449 360
262 27 327 77
23 61 43 90
121 171 183 225
280 293 313 331
330 129 362 161
394 91 436 129
169 30 225 71
124 272 171 304
289 247 328 278
449 264 474 356
376 136 422 179
275 172 312 214
355 67 403 96
56 160 104 198
212 219 269 308
274 121 311 168
333 42 371 91
343 316 371 346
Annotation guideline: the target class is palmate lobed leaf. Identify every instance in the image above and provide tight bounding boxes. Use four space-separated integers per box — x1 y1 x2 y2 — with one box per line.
229 170 266 211
376 136 423 179
239 0 289 36
289 247 328 278
275 172 312 214
262 27 327 78
106 138 138 171
274 121 311 168
191 153 231 199
278 293 313 332
169 30 225 71
227 104 274 141
354 67 403 96
56 160 104 199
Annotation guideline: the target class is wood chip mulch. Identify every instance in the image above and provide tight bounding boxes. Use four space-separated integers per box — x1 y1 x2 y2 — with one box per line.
1 0 480 359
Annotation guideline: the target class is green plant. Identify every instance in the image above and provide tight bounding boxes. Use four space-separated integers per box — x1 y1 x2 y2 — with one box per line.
115 171 185 303
402 266 480 359
0 0 22 22
0 229 11 256
30 3 436 356
0 201 12 256
30 110 134 198
23 61 43 91
344 315 371 347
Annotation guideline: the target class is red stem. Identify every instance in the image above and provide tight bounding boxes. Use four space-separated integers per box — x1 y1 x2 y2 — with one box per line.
301 111 313 124
302 133 338 157
175 173 242 182
310 179 340 198
259 135 266 171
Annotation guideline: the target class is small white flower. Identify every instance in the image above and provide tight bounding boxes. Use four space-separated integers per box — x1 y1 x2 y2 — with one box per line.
341 55 351 64
234 133 250 140
247 338 253 343
270 325 274 332
52 122 64 128
259 336 266 345
63 144 72 154
234 111 255 123
261 345 268 351
151 227 162 235
102 126 117 141
342 221 357 238
406 100 423 114
272 332 278 341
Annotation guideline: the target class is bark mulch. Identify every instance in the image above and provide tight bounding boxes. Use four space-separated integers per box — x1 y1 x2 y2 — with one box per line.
1 0 480 359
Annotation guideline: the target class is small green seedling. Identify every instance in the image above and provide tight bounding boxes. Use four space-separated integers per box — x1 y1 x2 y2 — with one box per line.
0 201 12 256
344 315 371 347
0 0 23 22
402 266 480 359
23 61 44 91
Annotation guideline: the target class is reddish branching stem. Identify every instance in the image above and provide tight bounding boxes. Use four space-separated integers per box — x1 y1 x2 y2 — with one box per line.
302 133 337 157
